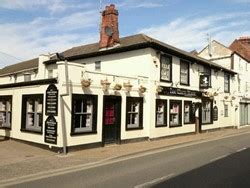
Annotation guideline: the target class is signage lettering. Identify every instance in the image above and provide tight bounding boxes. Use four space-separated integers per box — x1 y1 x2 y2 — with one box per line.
159 86 202 98
44 116 57 145
45 84 58 116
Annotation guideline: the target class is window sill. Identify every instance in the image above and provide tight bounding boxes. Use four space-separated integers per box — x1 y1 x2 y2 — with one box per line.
155 124 167 128
180 83 190 86
201 122 213 125
20 129 43 135
160 79 172 83
126 127 143 131
70 130 97 136
0 126 11 130
169 124 182 128
184 122 195 125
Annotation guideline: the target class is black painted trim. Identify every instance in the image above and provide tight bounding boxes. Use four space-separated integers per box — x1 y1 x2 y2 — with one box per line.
71 94 98 135
21 94 44 134
125 97 144 131
0 78 57 89
169 100 182 128
20 129 43 135
155 99 168 128
184 100 194 124
70 131 97 136
0 95 12 130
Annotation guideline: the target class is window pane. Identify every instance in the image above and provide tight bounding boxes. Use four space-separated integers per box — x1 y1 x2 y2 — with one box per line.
72 95 97 133
126 97 143 129
161 56 171 81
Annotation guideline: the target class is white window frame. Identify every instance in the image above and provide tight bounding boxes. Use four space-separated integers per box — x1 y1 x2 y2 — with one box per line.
160 55 172 82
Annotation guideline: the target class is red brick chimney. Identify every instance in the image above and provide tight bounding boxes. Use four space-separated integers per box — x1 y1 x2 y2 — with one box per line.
99 4 120 49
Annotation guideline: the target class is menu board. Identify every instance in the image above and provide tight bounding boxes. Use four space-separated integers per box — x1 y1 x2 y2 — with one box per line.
44 116 57 144
45 84 58 116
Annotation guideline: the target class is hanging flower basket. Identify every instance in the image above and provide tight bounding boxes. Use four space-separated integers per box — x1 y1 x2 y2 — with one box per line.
139 86 146 93
113 83 122 91
101 79 111 91
224 96 229 100
81 79 91 88
123 81 133 91
156 86 163 93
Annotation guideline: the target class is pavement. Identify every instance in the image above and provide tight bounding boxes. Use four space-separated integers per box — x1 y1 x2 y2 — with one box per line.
1 126 250 184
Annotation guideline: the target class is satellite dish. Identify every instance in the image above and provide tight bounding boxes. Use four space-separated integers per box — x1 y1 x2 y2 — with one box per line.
105 26 113 37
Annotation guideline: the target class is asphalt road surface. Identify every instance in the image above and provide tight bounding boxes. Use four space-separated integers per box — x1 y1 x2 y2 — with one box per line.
7 132 250 188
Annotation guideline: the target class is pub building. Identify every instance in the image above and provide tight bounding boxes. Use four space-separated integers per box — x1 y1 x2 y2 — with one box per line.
0 4 237 152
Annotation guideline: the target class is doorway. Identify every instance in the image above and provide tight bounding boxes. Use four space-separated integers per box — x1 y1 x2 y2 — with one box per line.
102 96 121 144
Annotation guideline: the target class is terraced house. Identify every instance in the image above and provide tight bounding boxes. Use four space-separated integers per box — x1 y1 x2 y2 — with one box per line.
198 37 250 127
0 4 238 152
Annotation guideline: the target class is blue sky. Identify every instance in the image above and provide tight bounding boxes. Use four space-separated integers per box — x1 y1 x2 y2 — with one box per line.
0 0 250 67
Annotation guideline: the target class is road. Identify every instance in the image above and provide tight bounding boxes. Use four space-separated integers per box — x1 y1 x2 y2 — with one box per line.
7 132 250 188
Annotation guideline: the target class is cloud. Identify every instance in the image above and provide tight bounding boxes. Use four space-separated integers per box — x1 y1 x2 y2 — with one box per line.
116 0 165 9
138 12 250 51
0 8 100 66
0 0 96 14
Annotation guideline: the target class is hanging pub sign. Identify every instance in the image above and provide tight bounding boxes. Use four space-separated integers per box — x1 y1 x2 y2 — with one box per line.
213 106 218 121
45 84 58 116
44 116 58 144
158 86 202 98
200 75 210 89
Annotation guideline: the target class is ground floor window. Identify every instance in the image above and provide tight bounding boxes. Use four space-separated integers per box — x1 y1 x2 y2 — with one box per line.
126 97 143 130
169 100 182 127
202 99 213 124
21 94 43 133
0 96 12 129
184 101 194 124
156 99 167 127
71 94 98 134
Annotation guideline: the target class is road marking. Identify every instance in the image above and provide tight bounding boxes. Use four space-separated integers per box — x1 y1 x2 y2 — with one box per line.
236 147 247 152
210 154 228 162
134 173 175 188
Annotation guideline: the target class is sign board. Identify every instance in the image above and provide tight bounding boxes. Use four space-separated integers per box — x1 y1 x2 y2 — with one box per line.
45 84 58 116
200 75 210 89
44 116 57 144
158 87 202 98
213 106 218 121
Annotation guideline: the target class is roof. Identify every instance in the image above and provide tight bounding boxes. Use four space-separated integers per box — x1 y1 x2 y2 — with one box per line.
49 34 235 74
229 38 250 62
0 58 38 76
0 34 236 76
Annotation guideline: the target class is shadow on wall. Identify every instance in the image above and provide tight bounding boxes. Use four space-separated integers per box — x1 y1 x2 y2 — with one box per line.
0 129 10 142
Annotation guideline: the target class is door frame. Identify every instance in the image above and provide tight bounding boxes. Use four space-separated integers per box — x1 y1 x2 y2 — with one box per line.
102 95 121 145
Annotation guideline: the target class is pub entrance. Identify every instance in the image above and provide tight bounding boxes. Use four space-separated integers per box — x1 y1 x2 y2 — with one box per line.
102 96 121 144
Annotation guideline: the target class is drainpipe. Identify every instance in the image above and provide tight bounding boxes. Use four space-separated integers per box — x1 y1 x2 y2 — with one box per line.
59 55 69 155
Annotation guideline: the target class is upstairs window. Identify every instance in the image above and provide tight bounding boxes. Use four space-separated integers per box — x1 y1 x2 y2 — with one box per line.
180 60 189 85
224 73 230 93
24 73 31 82
160 55 172 82
0 96 12 129
95 61 101 71
203 67 211 87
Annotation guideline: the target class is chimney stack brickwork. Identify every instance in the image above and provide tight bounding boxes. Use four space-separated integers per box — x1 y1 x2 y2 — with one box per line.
99 4 120 49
